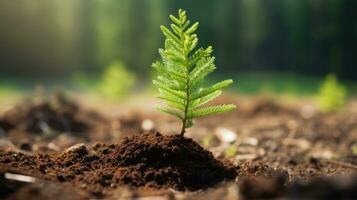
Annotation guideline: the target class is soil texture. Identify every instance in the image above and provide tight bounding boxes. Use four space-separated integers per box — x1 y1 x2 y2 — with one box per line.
0 94 356 199
0 132 236 197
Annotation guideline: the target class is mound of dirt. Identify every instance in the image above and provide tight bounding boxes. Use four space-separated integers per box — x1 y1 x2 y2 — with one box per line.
0 132 236 196
0 119 13 132
0 91 100 135
112 132 236 190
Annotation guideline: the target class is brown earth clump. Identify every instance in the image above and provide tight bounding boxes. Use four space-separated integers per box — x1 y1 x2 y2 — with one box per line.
110 132 237 190
0 91 105 138
0 132 236 197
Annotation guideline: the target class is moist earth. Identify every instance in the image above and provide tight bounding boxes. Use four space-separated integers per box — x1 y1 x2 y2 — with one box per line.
0 132 236 197
0 95 357 199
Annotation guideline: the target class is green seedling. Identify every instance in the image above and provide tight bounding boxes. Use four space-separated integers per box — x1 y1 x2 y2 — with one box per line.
152 9 236 136
317 74 347 112
202 134 214 148
225 145 237 157
352 144 357 156
98 62 136 99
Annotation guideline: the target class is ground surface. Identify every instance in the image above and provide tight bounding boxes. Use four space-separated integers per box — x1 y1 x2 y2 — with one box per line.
0 92 356 199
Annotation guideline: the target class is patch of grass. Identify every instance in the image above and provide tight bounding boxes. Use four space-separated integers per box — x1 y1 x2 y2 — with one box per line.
352 144 357 156
225 146 237 157
317 74 347 112
97 62 136 99
210 71 357 97
2 70 357 100
0 79 21 98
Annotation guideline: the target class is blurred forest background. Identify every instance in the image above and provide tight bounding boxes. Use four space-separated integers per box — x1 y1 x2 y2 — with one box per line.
0 0 356 96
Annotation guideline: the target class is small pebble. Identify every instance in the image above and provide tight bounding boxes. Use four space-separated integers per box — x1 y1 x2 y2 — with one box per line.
65 143 88 156
215 127 237 143
141 119 154 131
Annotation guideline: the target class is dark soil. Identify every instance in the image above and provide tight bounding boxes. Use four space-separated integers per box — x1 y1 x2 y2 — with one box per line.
238 174 357 200
0 91 93 135
0 95 357 199
0 132 236 197
0 91 113 152
0 173 90 200
110 132 236 190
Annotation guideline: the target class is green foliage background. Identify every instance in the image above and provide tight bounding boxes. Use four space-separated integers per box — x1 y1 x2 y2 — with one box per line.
0 0 356 79
0 0 356 97
97 62 136 99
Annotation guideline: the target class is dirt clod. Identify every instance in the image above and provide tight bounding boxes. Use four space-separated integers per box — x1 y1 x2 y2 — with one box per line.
19 142 32 151
0 92 92 135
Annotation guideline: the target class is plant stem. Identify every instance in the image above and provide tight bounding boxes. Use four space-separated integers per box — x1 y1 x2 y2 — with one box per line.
180 57 190 136
179 20 189 137
180 120 186 136
180 79 190 136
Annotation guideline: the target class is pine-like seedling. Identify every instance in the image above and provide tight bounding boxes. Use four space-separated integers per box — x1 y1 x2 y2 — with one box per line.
152 9 236 136
317 74 347 112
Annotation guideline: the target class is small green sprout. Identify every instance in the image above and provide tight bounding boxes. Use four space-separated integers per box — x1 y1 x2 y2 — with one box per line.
317 74 347 112
152 9 236 136
202 134 214 148
225 146 237 157
352 144 357 156
98 62 136 99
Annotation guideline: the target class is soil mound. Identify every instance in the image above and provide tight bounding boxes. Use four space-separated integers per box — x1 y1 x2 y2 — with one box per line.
111 132 237 190
0 132 236 196
0 91 97 135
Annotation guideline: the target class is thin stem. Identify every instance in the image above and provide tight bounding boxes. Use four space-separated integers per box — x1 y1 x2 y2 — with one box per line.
180 78 190 136
179 18 190 137
180 120 186 136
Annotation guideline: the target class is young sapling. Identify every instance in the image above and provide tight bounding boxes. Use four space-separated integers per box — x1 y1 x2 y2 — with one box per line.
317 74 347 112
98 62 136 99
152 9 236 136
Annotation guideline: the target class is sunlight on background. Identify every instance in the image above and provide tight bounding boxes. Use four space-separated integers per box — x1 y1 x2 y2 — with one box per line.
0 0 356 101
